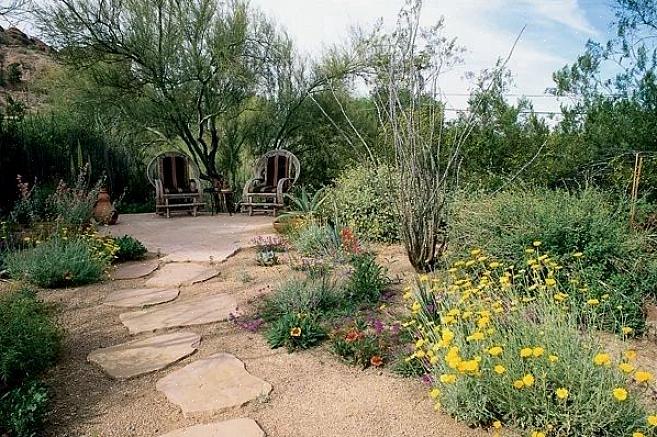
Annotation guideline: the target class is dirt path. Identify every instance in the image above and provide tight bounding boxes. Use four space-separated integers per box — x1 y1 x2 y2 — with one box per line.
40 244 488 437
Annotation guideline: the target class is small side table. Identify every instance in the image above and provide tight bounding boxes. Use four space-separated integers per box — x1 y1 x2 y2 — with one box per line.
204 188 234 215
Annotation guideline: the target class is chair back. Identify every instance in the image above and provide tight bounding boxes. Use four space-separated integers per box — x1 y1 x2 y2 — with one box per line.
255 150 300 188
147 152 199 192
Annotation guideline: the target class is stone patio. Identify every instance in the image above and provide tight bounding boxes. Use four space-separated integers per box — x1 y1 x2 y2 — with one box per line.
106 213 273 262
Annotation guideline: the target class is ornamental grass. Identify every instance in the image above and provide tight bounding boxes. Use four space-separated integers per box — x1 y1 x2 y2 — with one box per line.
406 246 657 437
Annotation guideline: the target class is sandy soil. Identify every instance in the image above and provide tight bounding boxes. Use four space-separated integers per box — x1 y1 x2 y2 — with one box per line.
37 247 488 437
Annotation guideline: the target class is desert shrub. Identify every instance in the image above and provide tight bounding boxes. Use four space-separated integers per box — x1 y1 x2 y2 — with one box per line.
450 188 657 332
345 253 389 305
0 289 61 389
5 232 115 288
113 235 147 262
408 250 655 436
259 276 343 322
265 312 326 351
0 380 50 437
0 289 60 437
255 250 279 267
321 166 400 243
289 222 342 258
252 235 285 267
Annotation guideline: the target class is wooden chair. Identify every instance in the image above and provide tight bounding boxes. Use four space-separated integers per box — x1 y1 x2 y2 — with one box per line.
146 152 205 218
240 149 300 216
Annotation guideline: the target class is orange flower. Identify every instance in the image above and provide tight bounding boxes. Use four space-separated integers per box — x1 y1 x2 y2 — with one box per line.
345 329 361 343
290 327 302 337
370 355 384 367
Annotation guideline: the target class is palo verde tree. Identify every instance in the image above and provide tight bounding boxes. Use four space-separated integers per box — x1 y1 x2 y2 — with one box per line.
39 0 290 181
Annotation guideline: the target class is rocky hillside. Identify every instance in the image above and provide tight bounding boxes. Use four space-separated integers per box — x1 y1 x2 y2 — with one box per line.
0 25 56 111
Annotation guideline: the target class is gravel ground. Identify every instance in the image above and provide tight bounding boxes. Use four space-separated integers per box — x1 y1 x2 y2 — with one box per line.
36 247 489 437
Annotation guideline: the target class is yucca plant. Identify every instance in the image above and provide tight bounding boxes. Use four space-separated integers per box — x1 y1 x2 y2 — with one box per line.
281 187 328 221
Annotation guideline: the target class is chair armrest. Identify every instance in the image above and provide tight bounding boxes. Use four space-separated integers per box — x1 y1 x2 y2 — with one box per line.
243 177 265 199
155 179 164 204
276 178 293 204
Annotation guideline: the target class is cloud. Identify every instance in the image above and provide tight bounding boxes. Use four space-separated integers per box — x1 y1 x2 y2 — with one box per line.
532 0 600 36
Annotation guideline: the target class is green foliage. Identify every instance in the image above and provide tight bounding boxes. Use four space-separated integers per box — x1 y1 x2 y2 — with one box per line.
258 276 342 322
449 188 657 332
322 166 400 243
265 312 326 351
0 289 61 388
282 187 327 220
255 250 279 267
0 380 50 437
288 222 342 258
5 234 111 288
332 329 382 369
345 253 389 305
411 253 652 436
113 235 147 262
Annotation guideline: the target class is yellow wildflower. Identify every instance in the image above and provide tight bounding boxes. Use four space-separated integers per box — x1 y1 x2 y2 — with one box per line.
429 388 441 399
513 380 525 389
593 353 611 366
635 370 654 384
548 354 559 363
613 387 628 401
545 278 557 287
622 326 634 335
555 388 569 400
488 346 503 357
493 420 502 429
533 241 542 247
522 374 535 387
633 433 645 437
466 331 485 342
586 298 600 306
531 431 546 437
532 347 545 358
625 349 638 361
494 365 506 374
647 415 657 427
619 362 635 374
440 374 457 384
520 347 533 358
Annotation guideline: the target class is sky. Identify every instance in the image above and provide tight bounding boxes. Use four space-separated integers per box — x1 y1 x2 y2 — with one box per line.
250 0 616 115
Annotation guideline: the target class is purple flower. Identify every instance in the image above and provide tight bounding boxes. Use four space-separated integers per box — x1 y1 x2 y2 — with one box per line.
371 318 385 335
421 374 434 385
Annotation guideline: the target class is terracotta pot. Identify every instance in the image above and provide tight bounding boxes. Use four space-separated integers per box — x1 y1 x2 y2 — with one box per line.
93 189 118 225
272 215 303 234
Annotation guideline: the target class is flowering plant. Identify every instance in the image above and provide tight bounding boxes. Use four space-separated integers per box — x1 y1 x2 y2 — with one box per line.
406 245 656 436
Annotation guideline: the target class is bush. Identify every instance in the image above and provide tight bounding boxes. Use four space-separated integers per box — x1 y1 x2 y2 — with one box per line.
0 289 60 437
0 380 50 437
331 317 398 369
0 289 61 388
408 250 654 436
449 188 657 332
5 232 115 288
345 253 389 305
113 235 147 262
321 166 400 243
288 222 342 258
259 276 343 322
265 312 326 351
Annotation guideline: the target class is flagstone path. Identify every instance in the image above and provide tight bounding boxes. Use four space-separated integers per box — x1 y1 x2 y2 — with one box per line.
104 287 180 308
87 331 201 379
111 259 160 280
156 353 272 416
119 293 238 334
160 418 266 437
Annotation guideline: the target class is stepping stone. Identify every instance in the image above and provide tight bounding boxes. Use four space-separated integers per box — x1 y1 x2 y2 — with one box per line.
120 294 237 334
145 263 218 288
112 259 159 280
87 332 201 379
104 288 179 308
156 353 272 416
159 418 265 437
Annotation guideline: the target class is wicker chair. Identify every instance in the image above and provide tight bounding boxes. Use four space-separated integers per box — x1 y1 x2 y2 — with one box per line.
240 149 300 216
146 152 205 218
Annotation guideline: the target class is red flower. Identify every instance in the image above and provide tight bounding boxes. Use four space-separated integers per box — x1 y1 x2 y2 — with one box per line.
344 329 361 343
370 355 384 367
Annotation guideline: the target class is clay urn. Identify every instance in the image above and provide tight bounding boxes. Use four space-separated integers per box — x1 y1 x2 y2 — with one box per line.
93 189 118 225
